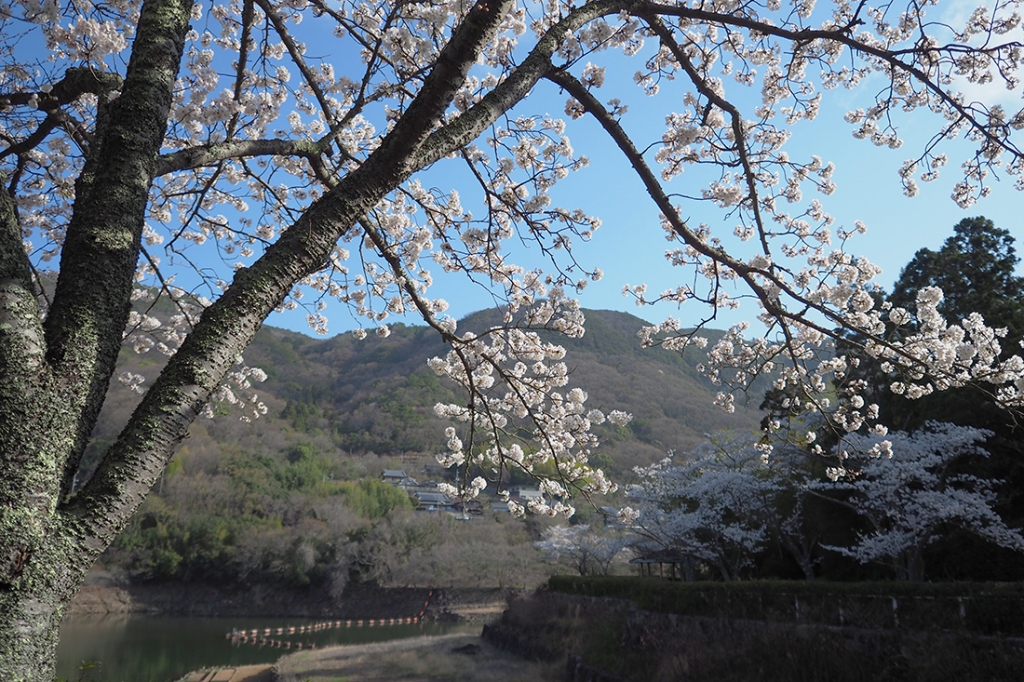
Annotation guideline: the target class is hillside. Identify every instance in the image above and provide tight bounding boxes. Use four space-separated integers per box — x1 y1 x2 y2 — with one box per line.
86 307 771 588
87 308 767 485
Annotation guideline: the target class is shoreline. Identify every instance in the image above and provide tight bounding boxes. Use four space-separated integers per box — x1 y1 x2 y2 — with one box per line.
69 576 511 623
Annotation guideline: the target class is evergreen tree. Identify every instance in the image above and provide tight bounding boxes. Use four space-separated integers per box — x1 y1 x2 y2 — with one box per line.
890 217 1024 347
836 217 1024 579
883 217 1024 432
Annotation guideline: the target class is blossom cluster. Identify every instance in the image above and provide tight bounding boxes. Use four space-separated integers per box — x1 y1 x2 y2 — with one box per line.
872 287 1024 406
627 434 785 581
629 423 1024 581
119 284 269 420
428 297 630 517
534 523 632 576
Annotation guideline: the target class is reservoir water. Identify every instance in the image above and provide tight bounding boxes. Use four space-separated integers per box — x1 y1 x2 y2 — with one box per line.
57 613 470 682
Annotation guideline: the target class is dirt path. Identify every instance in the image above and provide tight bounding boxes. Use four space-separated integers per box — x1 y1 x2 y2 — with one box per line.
273 632 560 682
446 601 505 618
177 665 275 682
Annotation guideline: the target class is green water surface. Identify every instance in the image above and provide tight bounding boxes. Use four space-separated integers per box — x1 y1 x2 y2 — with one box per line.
57 613 466 682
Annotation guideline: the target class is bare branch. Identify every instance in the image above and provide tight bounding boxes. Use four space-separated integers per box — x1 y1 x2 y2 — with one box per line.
155 137 332 176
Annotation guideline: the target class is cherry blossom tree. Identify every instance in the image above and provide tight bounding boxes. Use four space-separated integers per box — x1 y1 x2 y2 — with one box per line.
756 428 825 580
841 217 1024 434
628 434 776 581
535 523 631 575
816 422 1024 581
3 0 1024 676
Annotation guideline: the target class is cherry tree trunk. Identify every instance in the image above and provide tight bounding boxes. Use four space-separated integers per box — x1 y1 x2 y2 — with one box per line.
0 541 92 680
0 0 196 677
0 0 519 677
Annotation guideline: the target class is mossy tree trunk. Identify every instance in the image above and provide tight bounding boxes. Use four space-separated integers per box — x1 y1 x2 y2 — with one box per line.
0 0 533 677
0 0 196 675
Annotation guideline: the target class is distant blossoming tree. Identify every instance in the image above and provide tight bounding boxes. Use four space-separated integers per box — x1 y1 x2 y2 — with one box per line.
4 0 1024 676
628 433 777 581
535 523 631 576
816 422 1024 581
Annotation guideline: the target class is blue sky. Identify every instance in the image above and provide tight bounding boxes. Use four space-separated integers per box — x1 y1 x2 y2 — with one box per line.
267 33 1024 338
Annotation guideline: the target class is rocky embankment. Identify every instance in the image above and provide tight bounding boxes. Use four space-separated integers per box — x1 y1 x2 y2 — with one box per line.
69 572 509 623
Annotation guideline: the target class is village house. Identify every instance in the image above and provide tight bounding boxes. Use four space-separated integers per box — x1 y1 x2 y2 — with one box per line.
413 491 452 510
381 469 419 489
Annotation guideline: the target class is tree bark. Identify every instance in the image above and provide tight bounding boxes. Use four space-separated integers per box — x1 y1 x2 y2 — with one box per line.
0 0 196 675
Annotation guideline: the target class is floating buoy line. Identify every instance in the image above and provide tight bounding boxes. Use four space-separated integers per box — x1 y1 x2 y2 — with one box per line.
225 588 435 650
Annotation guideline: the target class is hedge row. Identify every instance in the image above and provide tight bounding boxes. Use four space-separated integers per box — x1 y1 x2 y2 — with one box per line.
548 576 1024 635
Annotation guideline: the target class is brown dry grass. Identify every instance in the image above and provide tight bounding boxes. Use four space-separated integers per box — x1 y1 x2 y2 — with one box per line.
273 633 561 682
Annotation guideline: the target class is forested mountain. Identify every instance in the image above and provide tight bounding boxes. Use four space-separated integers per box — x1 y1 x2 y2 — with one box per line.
85 223 1024 589
88 308 767 486
86 308 767 588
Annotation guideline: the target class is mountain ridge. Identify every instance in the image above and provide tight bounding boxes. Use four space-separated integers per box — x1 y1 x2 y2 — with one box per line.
86 307 767 484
